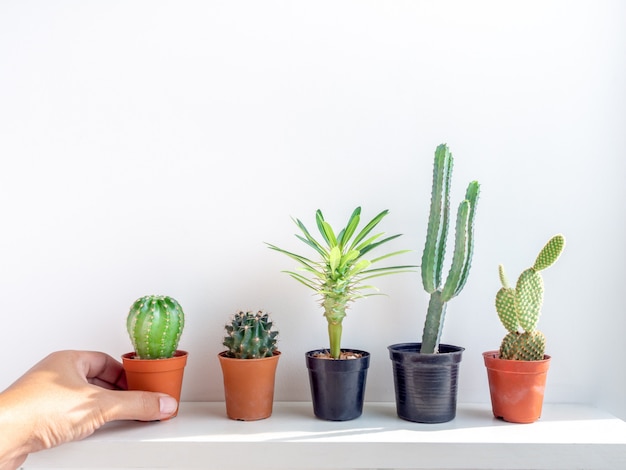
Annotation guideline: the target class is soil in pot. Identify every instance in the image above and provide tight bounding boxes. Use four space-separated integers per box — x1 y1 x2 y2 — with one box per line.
218 351 281 421
483 350 551 424
388 343 464 424
306 348 370 421
121 350 188 419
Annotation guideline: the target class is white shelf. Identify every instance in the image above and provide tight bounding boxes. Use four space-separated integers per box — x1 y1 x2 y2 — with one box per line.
24 402 626 470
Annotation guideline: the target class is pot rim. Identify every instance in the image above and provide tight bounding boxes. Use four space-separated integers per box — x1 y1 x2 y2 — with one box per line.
304 348 371 361
218 350 281 362
121 350 188 374
387 342 465 354
305 348 370 372
482 350 551 363
306 348 370 358
122 349 189 362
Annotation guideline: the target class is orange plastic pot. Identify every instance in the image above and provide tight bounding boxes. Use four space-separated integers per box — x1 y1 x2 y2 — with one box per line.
483 350 551 424
122 350 188 419
218 351 281 421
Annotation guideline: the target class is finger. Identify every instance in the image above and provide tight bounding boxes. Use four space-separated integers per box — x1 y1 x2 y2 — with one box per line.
89 374 127 391
100 390 178 422
78 351 128 390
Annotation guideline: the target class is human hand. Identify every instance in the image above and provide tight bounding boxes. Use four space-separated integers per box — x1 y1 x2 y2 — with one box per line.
0 350 178 470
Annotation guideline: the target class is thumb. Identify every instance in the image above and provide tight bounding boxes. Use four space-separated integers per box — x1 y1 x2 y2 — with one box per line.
102 390 179 422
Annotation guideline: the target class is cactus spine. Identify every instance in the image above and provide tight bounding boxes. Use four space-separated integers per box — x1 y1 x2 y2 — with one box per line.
223 310 279 359
496 234 565 361
126 295 185 359
420 144 480 354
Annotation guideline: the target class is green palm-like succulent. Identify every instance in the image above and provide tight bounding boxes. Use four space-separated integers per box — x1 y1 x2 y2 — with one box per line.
267 207 415 359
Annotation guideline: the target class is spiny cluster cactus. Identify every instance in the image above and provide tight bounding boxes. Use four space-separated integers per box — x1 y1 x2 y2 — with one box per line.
223 310 279 359
267 207 414 359
126 295 185 359
420 144 480 354
496 234 565 361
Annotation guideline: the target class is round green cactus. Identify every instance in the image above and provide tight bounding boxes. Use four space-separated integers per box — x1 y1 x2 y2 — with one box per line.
223 310 279 359
126 295 185 359
496 234 565 361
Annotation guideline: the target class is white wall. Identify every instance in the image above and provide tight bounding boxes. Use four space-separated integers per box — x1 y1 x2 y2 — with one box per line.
1 0 624 419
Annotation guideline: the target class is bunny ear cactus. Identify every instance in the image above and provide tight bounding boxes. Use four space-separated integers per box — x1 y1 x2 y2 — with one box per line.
267 207 415 359
223 310 279 359
420 144 480 354
496 234 566 361
126 295 185 359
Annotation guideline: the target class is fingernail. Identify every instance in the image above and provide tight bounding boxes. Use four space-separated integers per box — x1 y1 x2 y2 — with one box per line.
159 396 178 416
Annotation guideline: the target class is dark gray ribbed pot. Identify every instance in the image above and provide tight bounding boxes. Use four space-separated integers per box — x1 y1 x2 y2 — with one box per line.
306 349 370 421
388 343 464 423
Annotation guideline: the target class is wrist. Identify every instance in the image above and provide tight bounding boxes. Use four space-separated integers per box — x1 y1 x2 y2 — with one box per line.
0 391 34 469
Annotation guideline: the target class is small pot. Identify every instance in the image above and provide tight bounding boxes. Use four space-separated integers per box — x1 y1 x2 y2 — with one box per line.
305 349 370 421
388 343 464 423
483 350 551 424
121 350 188 419
218 351 281 421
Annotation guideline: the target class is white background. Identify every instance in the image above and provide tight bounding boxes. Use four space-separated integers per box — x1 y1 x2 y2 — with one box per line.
1 0 624 420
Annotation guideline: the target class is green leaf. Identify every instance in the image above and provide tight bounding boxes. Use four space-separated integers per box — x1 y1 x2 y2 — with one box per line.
315 210 331 246
338 249 360 271
354 233 384 253
359 233 403 257
285 272 319 291
346 259 371 277
265 243 317 268
349 209 389 250
293 218 327 257
294 234 327 259
370 249 413 265
338 207 361 249
329 246 341 275
360 266 416 281
320 220 338 248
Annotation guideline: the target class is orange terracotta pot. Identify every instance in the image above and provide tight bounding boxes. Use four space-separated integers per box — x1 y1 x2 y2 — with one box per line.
483 350 551 424
218 351 281 421
122 350 188 419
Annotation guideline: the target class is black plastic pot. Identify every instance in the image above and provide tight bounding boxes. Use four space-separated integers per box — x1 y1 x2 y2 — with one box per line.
305 349 370 421
388 343 464 423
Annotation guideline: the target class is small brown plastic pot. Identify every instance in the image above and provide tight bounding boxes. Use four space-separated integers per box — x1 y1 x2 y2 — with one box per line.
483 350 551 424
218 351 281 421
121 350 188 419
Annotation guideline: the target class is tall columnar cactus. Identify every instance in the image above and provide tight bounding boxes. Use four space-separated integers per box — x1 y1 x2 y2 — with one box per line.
126 295 185 359
223 310 279 359
420 144 480 354
496 234 565 361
